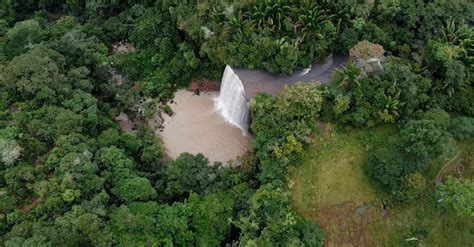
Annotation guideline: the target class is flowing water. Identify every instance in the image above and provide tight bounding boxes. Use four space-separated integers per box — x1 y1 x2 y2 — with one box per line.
232 54 348 98
216 55 348 133
216 65 250 133
159 90 251 164
160 55 348 163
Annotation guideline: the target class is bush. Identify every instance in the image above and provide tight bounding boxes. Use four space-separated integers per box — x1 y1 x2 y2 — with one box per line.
395 172 427 203
450 117 474 140
437 177 474 217
367 147 412 191
422 108 451 129
400 120 455 162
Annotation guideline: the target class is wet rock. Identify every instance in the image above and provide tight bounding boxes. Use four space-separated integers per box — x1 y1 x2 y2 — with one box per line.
115 112 133 133
355 58 385 76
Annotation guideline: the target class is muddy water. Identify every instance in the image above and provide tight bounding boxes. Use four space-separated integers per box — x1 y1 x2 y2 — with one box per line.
159 90 252 163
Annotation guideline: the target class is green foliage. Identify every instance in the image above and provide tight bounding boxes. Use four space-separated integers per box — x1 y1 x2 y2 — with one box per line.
250 83 323 183
329 57 434 127
45 16 77 40
177 1 344 74
422 108 451 129
248 82 327 244
189 192 234 246
367 146 412 191
159 153 228 202
0 47 67 104
97 128 120 148
1 1 472 245
5 19 43 57
450 117 474 140
154 202 194 246
62 189 81 202
112 177 157 203
437 177 474 217
108 202 161 246
162 104 173 117
395 172 427 203
54 205 112 246
237 183 325 246
400 119 455 162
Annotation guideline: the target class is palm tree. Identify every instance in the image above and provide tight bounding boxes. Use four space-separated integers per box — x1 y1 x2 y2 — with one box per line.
321 1 351 33
248 0 293 32
379 92 402 123
334 62 362 89
440 18 473 83
223 10 253 40
294 1 333 43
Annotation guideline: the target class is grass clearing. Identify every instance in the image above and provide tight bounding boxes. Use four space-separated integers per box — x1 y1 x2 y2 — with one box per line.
290 124 474 246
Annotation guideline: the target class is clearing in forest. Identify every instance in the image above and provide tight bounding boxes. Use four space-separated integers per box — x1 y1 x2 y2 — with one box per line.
290 124 474 246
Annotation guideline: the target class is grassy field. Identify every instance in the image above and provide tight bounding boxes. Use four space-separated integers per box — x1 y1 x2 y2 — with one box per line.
290 124 474 246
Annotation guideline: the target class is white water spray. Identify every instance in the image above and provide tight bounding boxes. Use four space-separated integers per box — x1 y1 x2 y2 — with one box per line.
216 65 250 134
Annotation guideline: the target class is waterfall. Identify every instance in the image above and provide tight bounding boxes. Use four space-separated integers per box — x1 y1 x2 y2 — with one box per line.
216 65 250 134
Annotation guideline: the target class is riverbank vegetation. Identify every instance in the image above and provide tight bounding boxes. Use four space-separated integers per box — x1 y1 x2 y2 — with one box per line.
1 1 473 246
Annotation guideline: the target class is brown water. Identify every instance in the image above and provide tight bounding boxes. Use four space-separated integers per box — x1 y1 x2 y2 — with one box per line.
159 90 252 163
234 54 348 97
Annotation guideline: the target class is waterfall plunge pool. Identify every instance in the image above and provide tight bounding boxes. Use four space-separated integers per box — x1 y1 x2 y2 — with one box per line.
159 90 252 164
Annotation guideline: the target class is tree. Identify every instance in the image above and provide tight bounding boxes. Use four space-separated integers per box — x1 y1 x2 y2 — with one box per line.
96 146 136 186
160 153 227 201
97 128 120 148
396 172 427 203
54 152 104 199
189 192 234 246
367 147 412 191
400 119 455 162
108 202 160 246
236 184 324 246
0 47 68 104
0 139 22 166
155 202 195 246
450 117 474 140
62 90 98 132
45 16 77 40
112 177 157 203
5 20 43 57
54 205 112 246
437 177 474 217
422 108 451 129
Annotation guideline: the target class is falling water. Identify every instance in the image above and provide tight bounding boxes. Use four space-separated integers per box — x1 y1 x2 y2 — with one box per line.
217 65 250 134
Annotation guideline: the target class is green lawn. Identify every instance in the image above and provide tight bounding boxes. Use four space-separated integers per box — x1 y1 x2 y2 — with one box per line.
290 124 474 246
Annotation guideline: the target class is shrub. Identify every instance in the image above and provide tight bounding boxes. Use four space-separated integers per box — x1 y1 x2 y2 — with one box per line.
437 177 474 217
400 120 455 162
450 117 474 140
422 108 451 129
395 172 427 203
367 147 411 191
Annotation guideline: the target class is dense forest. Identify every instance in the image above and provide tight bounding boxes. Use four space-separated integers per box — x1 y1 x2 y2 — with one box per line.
0 0 473 246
